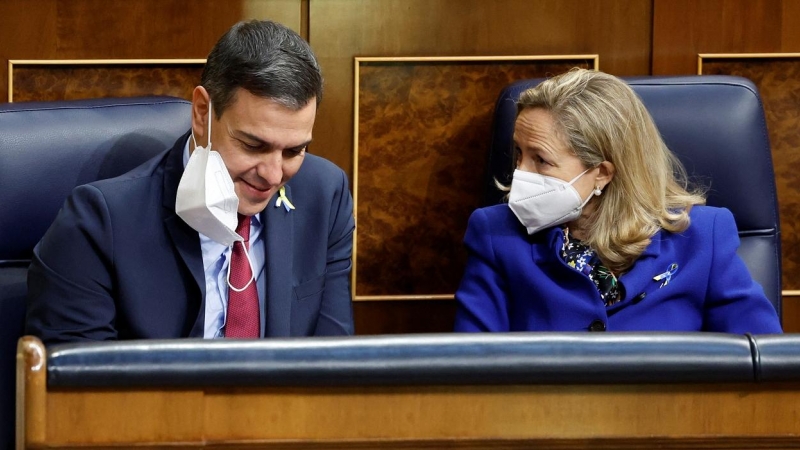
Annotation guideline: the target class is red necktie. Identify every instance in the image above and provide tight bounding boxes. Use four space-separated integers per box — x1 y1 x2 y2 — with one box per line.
225 214 260 338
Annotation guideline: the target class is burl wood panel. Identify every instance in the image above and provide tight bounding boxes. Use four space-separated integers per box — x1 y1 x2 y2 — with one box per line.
702 59 800 295
11 64 203 102
355 60 593 297
354 300 457 334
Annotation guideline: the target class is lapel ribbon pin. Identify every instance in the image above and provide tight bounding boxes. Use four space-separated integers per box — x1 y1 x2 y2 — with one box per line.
275 186 295 212
653 263 679 288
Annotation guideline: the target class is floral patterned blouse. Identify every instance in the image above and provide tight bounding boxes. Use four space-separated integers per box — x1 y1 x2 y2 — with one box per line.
561 228 622 306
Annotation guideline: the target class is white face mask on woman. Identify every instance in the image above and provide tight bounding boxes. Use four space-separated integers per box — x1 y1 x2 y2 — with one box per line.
175 103 242 247
508 168 601 235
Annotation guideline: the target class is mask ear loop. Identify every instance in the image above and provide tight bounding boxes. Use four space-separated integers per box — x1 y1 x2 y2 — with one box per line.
207 102 213 144
190 101 213 149
226 239 257 292
567 167 593 185
570 166 604 208
577 187 596 210
208 99 252 292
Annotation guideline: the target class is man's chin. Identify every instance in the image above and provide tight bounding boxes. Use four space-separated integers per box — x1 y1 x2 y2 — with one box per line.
238 200 270 216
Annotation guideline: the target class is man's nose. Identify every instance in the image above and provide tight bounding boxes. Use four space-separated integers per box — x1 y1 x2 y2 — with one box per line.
257 153 283 186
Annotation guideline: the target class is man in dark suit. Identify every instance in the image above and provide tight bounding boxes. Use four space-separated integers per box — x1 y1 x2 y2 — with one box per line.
26 20 354 343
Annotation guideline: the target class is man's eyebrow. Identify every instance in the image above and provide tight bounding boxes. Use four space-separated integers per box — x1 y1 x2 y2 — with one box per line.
233 130 311 151
233 130 270 147
286 139 312 152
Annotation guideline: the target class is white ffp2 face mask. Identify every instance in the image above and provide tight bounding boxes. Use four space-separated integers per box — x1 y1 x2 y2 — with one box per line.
508 168 600 235
175 103 256 292
175 103 242 247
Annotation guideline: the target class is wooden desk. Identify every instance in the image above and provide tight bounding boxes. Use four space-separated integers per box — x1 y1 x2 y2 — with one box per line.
17 336 800 449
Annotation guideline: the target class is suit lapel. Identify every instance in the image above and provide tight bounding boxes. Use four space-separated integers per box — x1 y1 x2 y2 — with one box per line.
531 227 566 270
162 133 205 336
262 185 294 337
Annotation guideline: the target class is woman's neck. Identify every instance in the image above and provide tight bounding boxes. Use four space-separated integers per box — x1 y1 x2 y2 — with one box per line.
568 198 599 241
567 220 590 241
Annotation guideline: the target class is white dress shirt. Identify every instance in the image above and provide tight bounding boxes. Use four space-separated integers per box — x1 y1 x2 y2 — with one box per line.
182 139 267 338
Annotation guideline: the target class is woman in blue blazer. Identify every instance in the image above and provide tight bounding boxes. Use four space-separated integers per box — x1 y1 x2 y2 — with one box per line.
454 69 781 334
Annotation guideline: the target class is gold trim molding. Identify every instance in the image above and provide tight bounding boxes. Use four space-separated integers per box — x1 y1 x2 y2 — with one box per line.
697 52 800 74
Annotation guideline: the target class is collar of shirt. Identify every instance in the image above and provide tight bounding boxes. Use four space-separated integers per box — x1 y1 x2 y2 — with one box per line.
182 138 267 338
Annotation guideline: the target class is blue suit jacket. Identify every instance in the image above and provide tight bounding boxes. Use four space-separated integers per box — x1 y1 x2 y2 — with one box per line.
454 204 782 333
26 133 355 343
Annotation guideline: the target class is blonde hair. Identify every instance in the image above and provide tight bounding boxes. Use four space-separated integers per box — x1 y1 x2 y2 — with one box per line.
515 68 706 274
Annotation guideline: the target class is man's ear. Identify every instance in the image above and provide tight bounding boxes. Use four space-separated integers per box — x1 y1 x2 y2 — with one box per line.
595 160 615 190
190 86 211 148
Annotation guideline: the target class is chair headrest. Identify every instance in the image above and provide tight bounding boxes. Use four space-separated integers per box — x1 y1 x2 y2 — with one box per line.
488 76 777 233
0 96 192 261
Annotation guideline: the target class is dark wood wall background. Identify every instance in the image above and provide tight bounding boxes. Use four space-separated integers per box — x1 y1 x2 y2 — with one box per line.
1 0 798 332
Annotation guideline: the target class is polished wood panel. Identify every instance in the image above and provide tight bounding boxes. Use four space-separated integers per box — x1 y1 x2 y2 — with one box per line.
0 0 303 102
16 338 46 447
354 57 594 300
242 0 304 38
309 0 652 178
0 0 58 103
17 338 800 449
23 438 800 450
784 296 800 332
652 0 800 75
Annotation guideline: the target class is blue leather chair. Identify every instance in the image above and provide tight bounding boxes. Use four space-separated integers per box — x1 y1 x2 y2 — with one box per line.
486 75 782 317
0 96 191 450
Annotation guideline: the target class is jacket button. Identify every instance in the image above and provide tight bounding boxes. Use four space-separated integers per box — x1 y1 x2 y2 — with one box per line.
588 320 606 332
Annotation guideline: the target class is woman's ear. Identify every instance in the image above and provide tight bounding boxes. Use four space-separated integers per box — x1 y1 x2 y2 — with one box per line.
595 160 616 190
190 86 211 148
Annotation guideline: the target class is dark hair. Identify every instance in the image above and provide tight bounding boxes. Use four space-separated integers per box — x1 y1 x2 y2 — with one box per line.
201 20 323 117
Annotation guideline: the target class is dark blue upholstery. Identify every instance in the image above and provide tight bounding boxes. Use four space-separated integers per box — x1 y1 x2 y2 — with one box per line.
45 333 756 387
486 76 782 316
0 96 191 450
749 334 800 381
